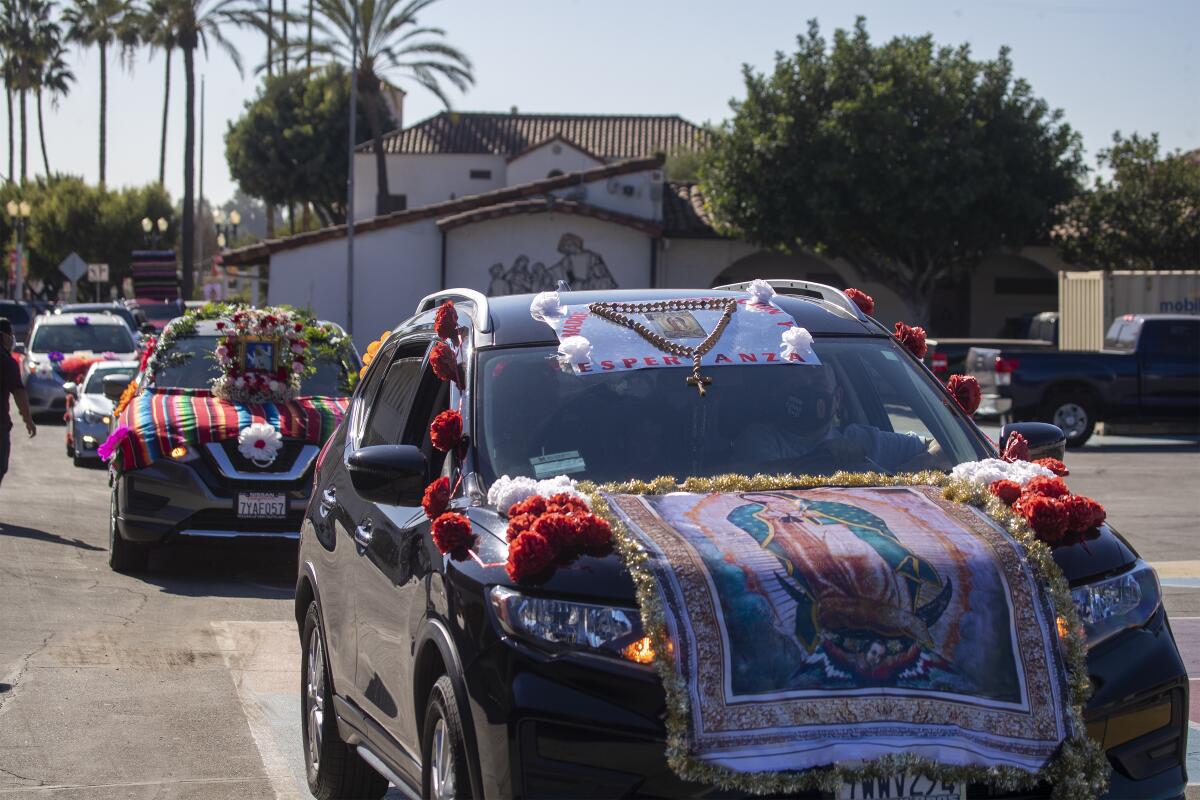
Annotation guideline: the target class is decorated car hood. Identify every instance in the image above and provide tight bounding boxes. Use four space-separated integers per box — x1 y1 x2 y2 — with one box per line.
103 388 349 472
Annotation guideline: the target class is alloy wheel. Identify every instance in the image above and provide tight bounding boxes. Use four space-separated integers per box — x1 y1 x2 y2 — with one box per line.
1053 402 1089 440
430 717 456 799
305 626 326 773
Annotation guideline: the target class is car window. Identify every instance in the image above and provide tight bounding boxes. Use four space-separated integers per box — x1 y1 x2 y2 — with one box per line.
0 304 30 324
85 367 134 393
1104 319 1142 351
360 342 428 447
153 334 353 395
475 337 987 485
31 324 136 354
1141 321 1200 358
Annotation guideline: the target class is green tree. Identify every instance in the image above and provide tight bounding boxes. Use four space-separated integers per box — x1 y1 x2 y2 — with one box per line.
305 0 473 215
62 0 140 185
700 18 1084 325
1051 133 1200 268
225 65 379 225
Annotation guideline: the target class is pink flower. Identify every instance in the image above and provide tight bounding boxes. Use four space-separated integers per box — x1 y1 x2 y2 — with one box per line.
292 361 304 374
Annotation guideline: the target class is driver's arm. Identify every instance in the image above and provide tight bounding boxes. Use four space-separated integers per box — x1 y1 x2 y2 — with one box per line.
840 424 932 472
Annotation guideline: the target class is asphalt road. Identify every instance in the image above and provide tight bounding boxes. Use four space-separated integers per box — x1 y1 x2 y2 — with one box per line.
1 424 1198 799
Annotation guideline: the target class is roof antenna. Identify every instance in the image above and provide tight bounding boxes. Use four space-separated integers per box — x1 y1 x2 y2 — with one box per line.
556 279 572 293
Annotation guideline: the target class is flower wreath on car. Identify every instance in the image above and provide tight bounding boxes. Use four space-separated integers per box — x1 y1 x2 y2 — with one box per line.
415 288 1110 800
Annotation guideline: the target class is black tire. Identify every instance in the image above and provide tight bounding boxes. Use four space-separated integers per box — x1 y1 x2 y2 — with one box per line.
301 603 388 800
1040 391 1096 449
108 479 149 573
422 675 473 800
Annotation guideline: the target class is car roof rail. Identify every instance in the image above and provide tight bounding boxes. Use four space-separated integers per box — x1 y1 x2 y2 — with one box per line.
713 278 871 323
415 289 493 333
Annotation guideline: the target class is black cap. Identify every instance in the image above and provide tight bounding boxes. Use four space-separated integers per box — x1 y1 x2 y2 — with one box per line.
0 318 12 335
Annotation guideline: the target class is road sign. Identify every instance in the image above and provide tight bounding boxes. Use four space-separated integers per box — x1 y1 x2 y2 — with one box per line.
58 252 87 282
87 263 109 282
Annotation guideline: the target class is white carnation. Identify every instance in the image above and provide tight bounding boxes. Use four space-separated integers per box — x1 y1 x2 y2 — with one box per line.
530 291 564 322
556 335 592 367
950 458 1055 488
780 326 815 361
746 278 776 305
487 474 584 514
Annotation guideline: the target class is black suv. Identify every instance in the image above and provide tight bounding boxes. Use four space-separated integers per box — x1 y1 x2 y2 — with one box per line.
297 286 1187 799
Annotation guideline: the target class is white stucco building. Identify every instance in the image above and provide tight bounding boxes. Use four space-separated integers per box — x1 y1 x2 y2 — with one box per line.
222 111 1065 347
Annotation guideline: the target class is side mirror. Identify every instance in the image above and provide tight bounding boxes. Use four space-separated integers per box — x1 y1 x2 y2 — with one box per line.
1000 422 1066 462
62 381 78 398
103 374 131 402
140 323 157 335
13 342 25 355
348 445 428 506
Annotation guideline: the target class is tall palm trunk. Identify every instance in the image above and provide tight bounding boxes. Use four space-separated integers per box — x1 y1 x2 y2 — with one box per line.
18 89 26 183
98 40 108 185
6 87 13 183
281 0 287 73
36 89 49 176
181 44 196 299
264 0 275 237
158 47 171 186
304 0 313 69
365 84 390 214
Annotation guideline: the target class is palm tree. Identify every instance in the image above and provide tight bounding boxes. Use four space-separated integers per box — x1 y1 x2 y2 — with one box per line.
62 0 139 184
139 0 177 186
1 0 18 182
2 0 62 182
156 0 255 299
35 38 72 175
306 0 472 215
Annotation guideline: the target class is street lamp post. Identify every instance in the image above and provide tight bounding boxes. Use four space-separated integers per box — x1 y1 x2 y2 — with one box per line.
213 209 240 250
7 199 31 299
140 216 170 248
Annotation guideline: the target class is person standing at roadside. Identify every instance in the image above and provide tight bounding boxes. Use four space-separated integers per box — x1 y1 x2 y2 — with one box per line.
0 318 37 487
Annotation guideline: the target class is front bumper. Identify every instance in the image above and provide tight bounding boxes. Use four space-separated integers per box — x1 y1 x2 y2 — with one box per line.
979 392 1014 418
24 371 68 414
462 613 1188 799
114 447 316 544
71 418 110 459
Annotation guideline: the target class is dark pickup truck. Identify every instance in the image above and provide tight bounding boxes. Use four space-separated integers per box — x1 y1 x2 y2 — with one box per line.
968 314 1200 447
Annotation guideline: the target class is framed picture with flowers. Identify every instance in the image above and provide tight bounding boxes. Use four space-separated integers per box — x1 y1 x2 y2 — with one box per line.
239 337 280 374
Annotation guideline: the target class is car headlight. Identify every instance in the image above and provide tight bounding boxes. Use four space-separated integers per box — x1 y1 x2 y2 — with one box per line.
79 410 101 423
489 586 654 664
1070 561 1161 648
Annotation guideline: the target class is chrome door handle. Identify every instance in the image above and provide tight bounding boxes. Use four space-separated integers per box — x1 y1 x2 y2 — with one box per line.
354 520 373 548
318 487 336 518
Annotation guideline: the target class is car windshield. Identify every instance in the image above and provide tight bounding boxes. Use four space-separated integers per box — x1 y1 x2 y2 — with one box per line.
61 307 136 329
139 303 181 322
476 337 989 485
31 324 136 354
85 367 134 393
0 303 30 324
1104 319 1141 351
154 334 351 396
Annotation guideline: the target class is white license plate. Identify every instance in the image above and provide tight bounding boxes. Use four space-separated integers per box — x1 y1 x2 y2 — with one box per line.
237 492 288 519
838 774 965 800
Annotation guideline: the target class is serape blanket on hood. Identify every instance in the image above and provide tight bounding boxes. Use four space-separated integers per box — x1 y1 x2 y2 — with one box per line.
110 388 349 471
604 485 1071 777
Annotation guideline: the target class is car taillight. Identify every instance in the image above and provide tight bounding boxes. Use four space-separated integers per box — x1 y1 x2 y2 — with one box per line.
931 352 948 374
313 433 336 488
994 357 1020 386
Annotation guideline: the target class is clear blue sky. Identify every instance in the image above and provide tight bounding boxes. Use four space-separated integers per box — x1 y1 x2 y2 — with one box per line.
24 0 1200 207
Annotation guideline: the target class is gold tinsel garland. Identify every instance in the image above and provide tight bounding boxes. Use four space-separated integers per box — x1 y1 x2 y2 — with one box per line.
578 471 1109 799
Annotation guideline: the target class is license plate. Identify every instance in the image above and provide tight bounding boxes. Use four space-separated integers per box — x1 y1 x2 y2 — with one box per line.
838 774 965 800
237 492 288 519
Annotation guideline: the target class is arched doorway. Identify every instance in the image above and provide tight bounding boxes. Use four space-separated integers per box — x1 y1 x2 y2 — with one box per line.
711 251 843 288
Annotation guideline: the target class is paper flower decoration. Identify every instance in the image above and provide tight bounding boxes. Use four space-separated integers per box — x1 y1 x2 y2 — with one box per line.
98 425 131 462
74 315 90 325
48 351 64 363
529 290 564 322
844 288 875 316
556 335 592 367
947 374 981 415
780 326 815 362
746 278 776 305
893 322 928 359
435 301 459 342
237 422 283 467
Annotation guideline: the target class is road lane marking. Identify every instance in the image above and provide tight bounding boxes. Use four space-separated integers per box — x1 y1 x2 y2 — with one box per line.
211 621 304 800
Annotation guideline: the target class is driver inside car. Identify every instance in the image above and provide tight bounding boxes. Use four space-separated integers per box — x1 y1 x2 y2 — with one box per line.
733 363 943 474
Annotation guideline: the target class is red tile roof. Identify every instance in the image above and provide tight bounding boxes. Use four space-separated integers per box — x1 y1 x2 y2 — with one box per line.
359 112 710 160
662 182 722 238
437 198 662 236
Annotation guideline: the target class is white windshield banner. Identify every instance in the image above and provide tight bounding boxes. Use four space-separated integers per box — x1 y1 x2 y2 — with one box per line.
539 298 820 376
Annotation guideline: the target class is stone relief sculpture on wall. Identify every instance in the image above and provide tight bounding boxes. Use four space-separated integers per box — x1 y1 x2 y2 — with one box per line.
486 233 619 296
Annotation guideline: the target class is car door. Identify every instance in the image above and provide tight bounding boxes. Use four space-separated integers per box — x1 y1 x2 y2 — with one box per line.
342 337 434 768
1139 320 1200 422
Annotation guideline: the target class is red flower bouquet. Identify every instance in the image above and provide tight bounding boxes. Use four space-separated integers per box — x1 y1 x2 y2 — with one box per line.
1061 495 1106 533
1013 494 1070 543
421 477 451 519
435 301 459 343
845 288 875 316
531 513 578 552
572 512 613 550
429 410 463 452
989 479 1022 506
506 531 555 581
946 374 981 415
431 512 474 559
893 322 928 359
508 494 548 519
1024 476 1070 499
1033 457 1069 477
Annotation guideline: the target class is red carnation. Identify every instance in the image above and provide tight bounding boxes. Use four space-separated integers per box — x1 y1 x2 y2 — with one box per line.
547 493 589 515
505 512 538 542
1061 494 1101 534
1025 476 1069 499
845 288 875 316
1033 457 1069 477
215 321 225 330
506 531 556 582
893 322 928 359
1002 432 1030 463
429 410 463 452
421 477 451 519
508 495 548 519
989 479 1022 506
430 342 462 387
947 374 981 415
572 512 613 550
435 301 459 343
531 513 577 553
294 322 304 332
1013 494 1070 544
431 512 474 559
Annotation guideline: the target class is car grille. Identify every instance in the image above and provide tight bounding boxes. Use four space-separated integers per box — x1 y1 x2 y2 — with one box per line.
216 438 310 474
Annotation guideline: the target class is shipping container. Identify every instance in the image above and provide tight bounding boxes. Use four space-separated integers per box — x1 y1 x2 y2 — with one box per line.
1058 270 1200 350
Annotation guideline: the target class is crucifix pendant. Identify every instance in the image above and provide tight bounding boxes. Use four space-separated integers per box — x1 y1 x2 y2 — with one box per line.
687 366 713 397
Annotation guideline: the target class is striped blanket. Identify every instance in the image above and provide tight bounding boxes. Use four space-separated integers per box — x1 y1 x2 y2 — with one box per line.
110 388 349 471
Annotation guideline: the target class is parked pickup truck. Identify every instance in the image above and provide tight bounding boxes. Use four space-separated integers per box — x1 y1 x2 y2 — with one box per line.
968 314 1200 447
